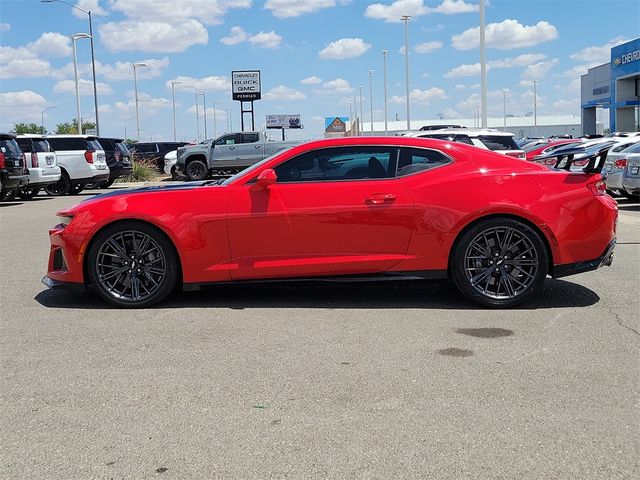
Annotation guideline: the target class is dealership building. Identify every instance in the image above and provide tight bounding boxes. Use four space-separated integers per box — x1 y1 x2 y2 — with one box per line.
581 38 640 134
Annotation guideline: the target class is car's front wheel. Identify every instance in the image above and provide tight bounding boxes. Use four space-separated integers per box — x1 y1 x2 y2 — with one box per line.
87 222 179 308
185 159 208 181
451 218 548 308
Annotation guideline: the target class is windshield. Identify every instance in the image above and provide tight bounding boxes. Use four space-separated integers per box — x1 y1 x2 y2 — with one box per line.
221 147 294 185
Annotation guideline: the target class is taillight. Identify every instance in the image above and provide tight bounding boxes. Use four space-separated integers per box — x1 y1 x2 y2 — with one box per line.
506 151 525 159
31 152 39 168
614 159 627 169
544 158 557 165
587 180 606 196
84 150 94 163
0 152 5 169
114 150 121 162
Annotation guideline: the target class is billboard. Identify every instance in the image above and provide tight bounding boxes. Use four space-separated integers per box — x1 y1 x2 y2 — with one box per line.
324 116 348 133
266 114 302 129
232 70 261 101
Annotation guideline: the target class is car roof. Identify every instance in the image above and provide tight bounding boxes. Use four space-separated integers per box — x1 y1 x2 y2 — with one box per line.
46 134 98 139
1 132 16 139
405 128 515 137
16 134 47 140
97 137 125 142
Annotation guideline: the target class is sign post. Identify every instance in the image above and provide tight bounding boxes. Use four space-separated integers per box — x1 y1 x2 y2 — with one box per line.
232 70 261 131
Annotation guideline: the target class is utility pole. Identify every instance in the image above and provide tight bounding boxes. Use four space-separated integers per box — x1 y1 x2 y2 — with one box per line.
358 87 364 135
368 69 374 133
503 89 507 131
401 15 411 131
171 81 182 141
382 50 388 135
479 0 488 128
533 80 538 136
133 62 147 141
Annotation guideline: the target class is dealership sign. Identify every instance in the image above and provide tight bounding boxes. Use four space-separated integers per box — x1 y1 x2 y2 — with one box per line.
266 114 301 129
613 49 640 67
232 70 261 101
325 117 348 133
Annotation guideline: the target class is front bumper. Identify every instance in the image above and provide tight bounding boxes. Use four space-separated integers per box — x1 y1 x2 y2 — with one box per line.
41 275 86 292
553 239 615 278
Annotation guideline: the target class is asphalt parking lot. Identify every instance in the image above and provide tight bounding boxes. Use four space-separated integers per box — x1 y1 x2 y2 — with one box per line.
1 189 639 479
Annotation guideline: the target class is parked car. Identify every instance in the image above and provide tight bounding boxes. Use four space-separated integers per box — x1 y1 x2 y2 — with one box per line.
419 124 465 131
15 134 61 199
163 150 178 178
0 132 29 201
176 131 299 181
534 141 617 170
406 128 526 159
622 153 640 200
84 137 133 189
128 141 188 172
524 139 582 161
45 135 109 196
602 140 640 196
43 136 616 309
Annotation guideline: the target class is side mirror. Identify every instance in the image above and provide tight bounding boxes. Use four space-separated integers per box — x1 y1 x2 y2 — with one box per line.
256 169 277 188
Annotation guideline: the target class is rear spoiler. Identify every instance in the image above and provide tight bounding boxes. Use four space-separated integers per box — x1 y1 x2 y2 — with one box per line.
535 144 613 174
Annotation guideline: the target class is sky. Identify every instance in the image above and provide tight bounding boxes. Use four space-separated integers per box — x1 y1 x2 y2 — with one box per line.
0 0 639 142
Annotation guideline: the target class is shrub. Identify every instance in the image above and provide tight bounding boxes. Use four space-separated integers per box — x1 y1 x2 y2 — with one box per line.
119 159 157 183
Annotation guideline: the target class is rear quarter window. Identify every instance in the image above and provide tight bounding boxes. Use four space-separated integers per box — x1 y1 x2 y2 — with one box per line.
477 135 520 151
397 147 452 176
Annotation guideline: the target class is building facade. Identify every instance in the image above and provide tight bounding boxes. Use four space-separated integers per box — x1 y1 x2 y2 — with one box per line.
581 38 640 134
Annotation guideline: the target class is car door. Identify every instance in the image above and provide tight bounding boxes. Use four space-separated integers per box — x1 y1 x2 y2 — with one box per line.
226 146 415 280
234 132 262 167
212 134 239 168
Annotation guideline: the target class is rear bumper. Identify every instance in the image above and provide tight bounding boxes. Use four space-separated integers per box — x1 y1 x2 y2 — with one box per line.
108 165 133 180
27 166 62 187
553 239 615 278
1 172 29 190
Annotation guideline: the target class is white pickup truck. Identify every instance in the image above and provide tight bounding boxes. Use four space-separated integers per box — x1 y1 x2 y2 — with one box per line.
175 132 299 181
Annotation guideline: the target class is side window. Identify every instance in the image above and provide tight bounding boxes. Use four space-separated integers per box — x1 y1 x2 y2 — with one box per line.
453 135 473 145
48 138 86 150
273 146 397 183
215 134 236 146
397 147 451 177
241 133 259 144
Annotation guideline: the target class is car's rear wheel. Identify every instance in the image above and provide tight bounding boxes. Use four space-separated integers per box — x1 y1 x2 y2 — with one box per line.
70 184 85 195
451 218 548 308
185 160 208 181
87 222 178 308
45 172 71 196
18 187 41 199
101 179 115 188
1 189 17 201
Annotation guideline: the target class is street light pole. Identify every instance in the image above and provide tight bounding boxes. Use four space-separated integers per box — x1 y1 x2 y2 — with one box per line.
533 80 538 136
354 96 359 136
171 81 182 141
197 91 208 139
41 106 56 134
71 33 91 135
358 86 364 135
401 15 411 131
368 70 374 133
133 62 147 141
212 101 221 139
194 93 200 141
503 89 507 130
42 1 100 135
382 50 388 136
479 0 488 128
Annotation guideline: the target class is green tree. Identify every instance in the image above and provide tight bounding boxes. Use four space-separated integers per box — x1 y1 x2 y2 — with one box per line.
11 123 46 134
55 119 96 134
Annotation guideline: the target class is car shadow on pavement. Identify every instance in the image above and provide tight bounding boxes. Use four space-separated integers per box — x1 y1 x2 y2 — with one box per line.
34 278 600 311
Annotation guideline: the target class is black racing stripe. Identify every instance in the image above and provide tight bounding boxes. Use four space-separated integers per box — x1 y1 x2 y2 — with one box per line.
80 182 208 203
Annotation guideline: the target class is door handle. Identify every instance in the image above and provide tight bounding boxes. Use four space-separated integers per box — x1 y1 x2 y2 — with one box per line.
255 145 261 149
229 146 235 150
365 193 396 205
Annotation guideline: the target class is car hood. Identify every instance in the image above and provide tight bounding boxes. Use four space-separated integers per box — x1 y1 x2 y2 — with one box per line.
80 181 216 203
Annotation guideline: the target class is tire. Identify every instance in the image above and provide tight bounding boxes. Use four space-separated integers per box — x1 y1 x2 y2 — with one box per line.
45 172 71 196
1 189 17 201
450 218 548 308
87 221 179 308
84 182 99 189
185 159 208 181
18 187 41 199
70 184 85 195
101 179 115 188
621 191 640 200
170 166 179 180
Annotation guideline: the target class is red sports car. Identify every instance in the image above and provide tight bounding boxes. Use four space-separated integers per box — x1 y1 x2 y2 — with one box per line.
43 136 617 308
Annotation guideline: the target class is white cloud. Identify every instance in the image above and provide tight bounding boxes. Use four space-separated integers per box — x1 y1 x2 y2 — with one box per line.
0 58 52 79
28 32 73 57
521 58 559 81
441 107 461 118
452 19 558 50
414 41 443 53
114 93 171 117
389 87 447 105
570 36 628 64
264 85 307 100
54 79 113 96
248 31 283 49
72 1 108 19
319 38 371 60
365 0 476 22
220 26 249 45
0 23 10 32
430 0 478 14
0 31 75 79
53 57 170 81
314 78 354 94
365 0 429 23
265 0 349 18
109 0 251 25
301 76 322 85
0 91 49 127
444 53 548 78
99 20 208 53
166 75 231 93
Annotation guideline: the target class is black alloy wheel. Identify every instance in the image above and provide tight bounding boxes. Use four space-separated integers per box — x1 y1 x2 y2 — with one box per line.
451 218 548 308
18 187 41 199
621 191 640 200
45 172 71 196
70 184 85 195
83 182 100 189
102 179 115 188
87 222 178 307
1 189 17 201
185 160 208 181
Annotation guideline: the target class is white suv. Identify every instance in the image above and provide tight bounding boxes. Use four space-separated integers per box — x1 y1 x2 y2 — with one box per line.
45 135 109 195
15 134 61 199
405 128 526 159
